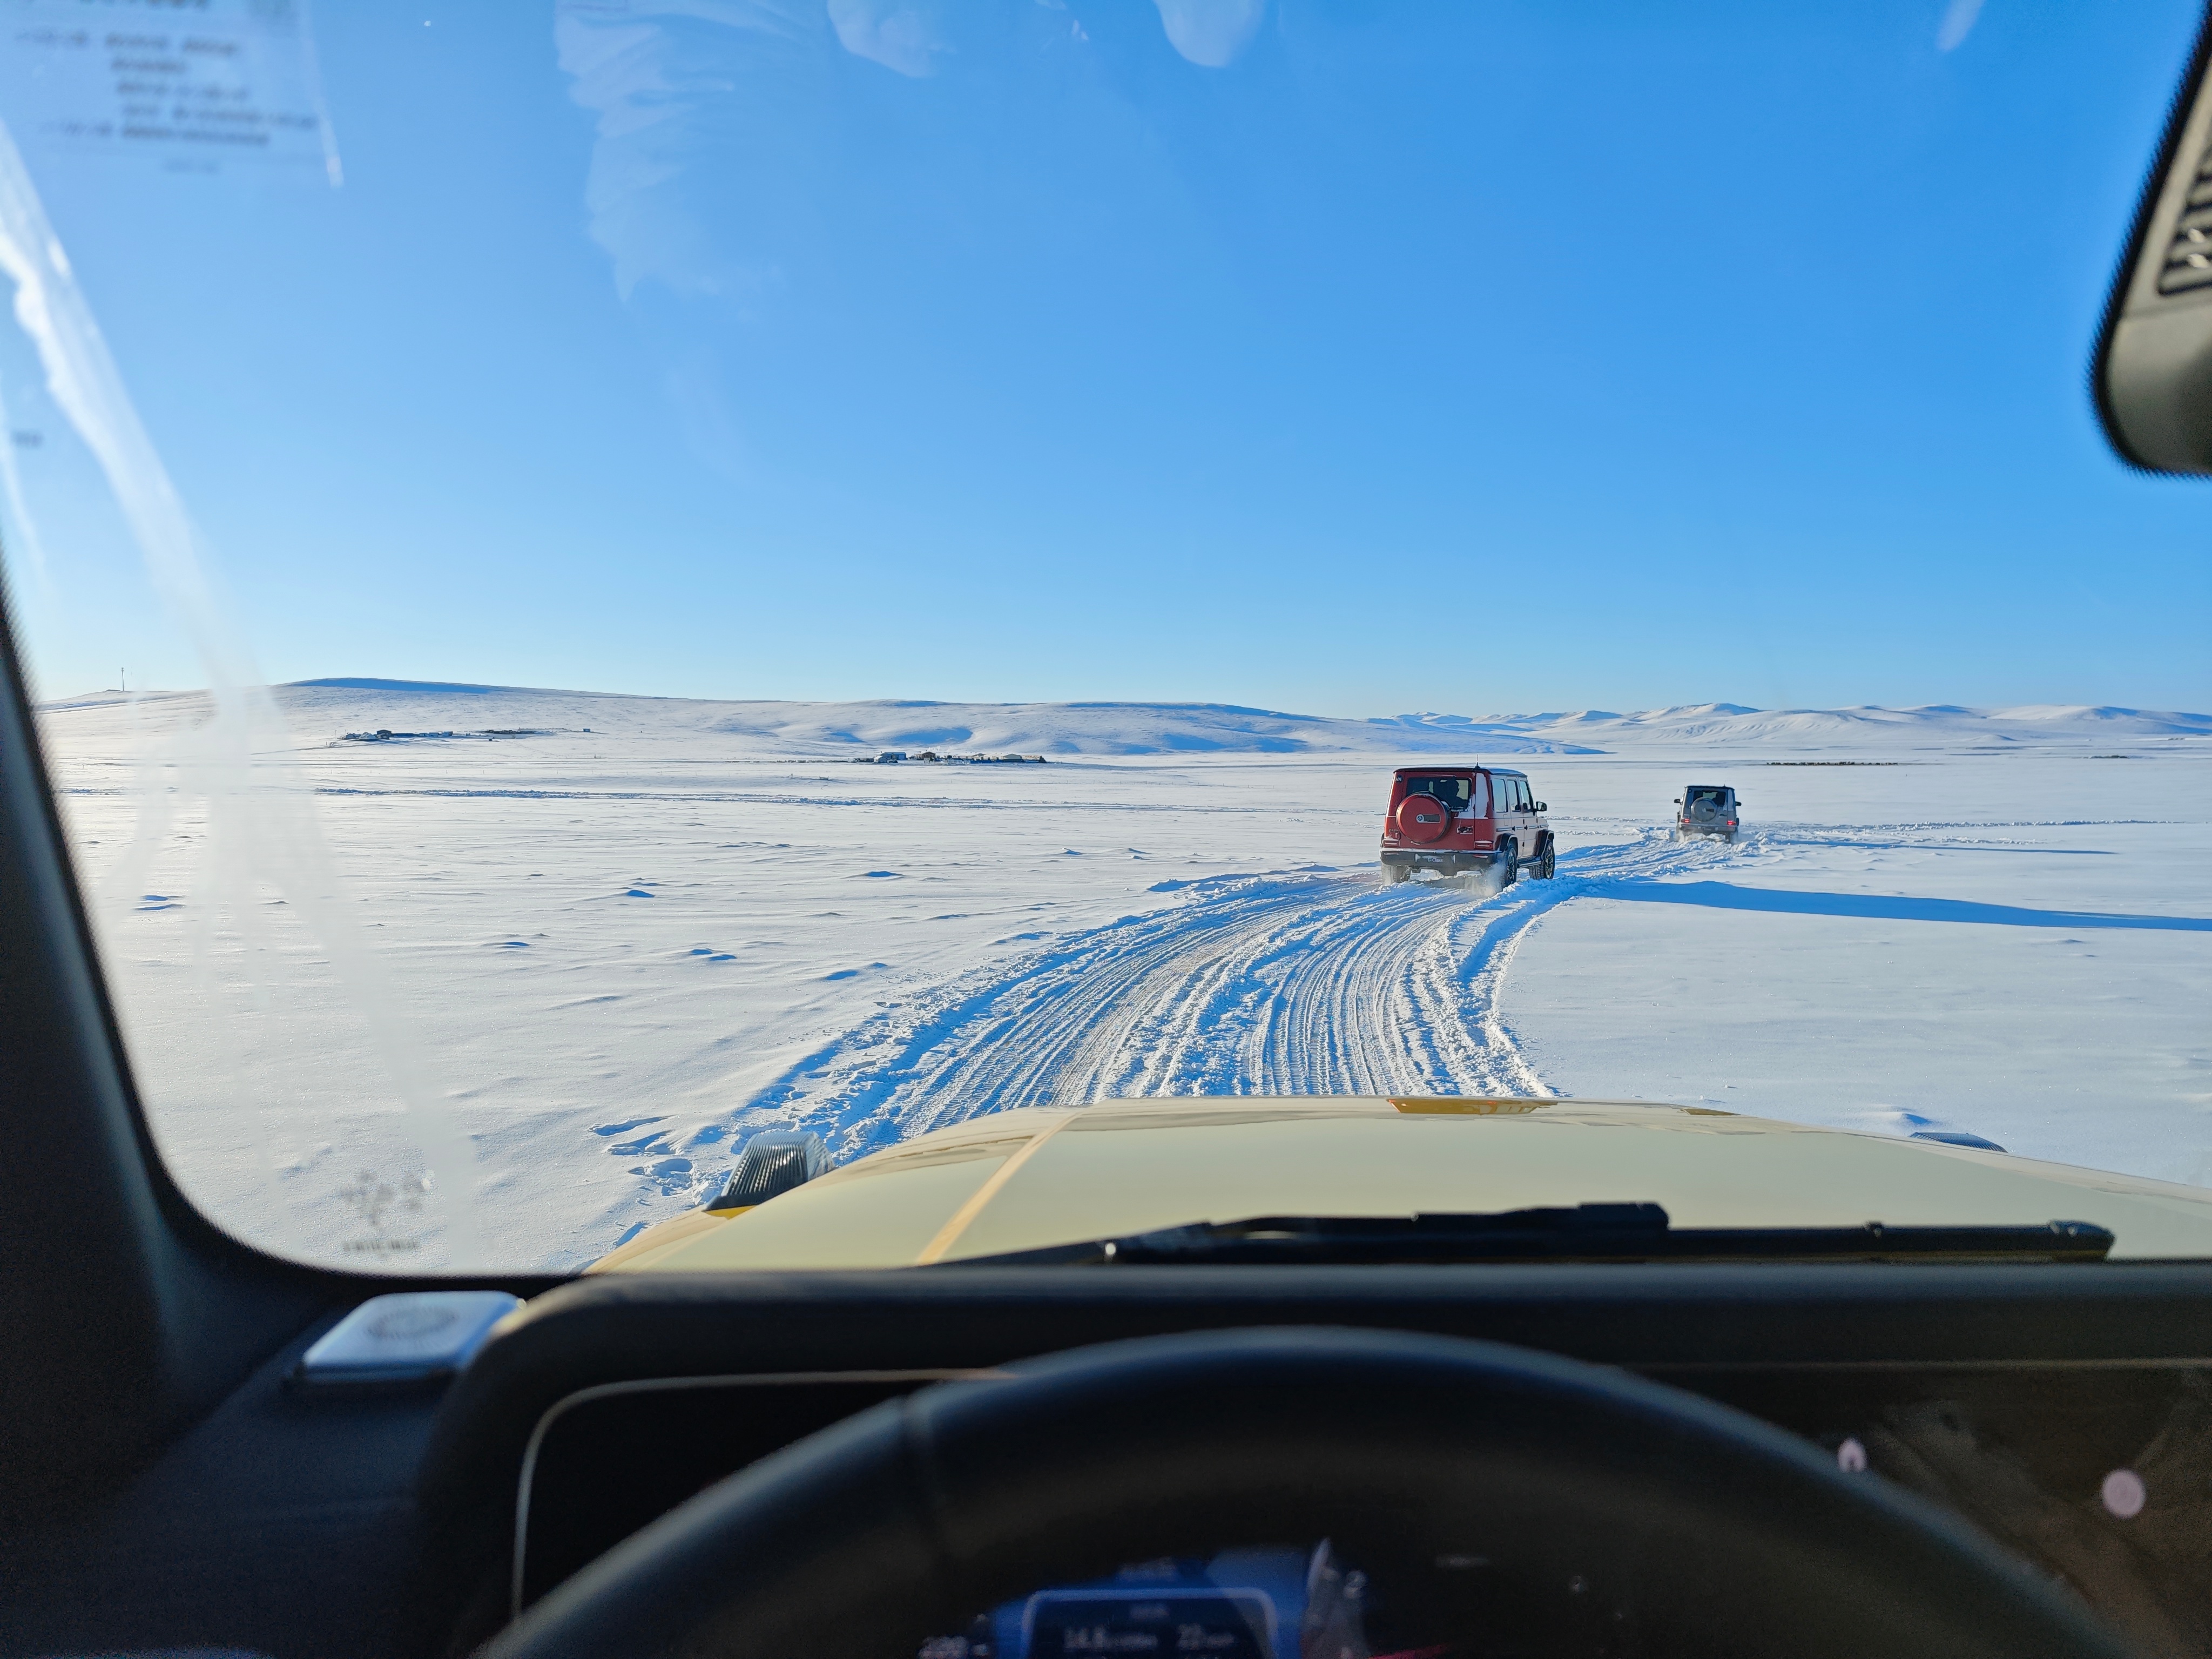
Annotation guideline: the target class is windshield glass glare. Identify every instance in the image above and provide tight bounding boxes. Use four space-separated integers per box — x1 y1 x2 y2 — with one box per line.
2 1 2207 1271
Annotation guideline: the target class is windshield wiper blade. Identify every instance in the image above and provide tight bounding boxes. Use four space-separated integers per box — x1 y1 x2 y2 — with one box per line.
937 1204 2115 1266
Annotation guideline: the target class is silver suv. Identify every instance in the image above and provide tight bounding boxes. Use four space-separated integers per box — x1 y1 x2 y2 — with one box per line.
1674 783 1740 841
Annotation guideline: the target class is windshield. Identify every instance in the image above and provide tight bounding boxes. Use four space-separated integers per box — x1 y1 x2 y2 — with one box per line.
2 2 2207 1272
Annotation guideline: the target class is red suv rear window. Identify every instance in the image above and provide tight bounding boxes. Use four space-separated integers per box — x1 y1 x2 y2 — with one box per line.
1401 775 1473 810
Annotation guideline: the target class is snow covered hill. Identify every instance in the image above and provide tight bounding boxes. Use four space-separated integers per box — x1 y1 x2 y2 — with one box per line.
43 680 1581 756
45 680 2207 759
278 683 2212 756
1380 702 2212 752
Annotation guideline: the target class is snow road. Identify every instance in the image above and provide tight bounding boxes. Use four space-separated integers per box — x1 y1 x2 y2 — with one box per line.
32 683 2212 1269
762 832 1732 1154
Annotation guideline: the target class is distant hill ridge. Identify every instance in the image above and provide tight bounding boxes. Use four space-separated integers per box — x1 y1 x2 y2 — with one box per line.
36 680 2211 756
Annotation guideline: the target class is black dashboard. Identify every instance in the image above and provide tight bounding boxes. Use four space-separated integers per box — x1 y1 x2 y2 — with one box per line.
9 1262 2211 1657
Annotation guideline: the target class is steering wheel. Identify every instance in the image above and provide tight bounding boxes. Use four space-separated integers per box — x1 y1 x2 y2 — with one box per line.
482 1326 2128 1659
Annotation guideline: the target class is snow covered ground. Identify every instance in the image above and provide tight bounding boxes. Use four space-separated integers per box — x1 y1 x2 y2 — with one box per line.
33 682 2212 1270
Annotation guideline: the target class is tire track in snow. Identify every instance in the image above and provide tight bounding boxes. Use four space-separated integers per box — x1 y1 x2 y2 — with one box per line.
750 830 1737 1159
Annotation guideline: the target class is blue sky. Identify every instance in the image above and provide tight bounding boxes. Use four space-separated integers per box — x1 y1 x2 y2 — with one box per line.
3 0 2207 714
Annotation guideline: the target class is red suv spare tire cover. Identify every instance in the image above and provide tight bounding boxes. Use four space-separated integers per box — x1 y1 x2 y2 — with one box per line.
1395 793 1452 844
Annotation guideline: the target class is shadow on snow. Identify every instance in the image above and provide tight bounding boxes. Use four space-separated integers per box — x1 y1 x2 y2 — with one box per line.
1589 879 2211 932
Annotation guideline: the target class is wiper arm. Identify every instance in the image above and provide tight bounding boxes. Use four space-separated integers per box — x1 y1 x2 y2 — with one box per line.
937 1204 2115 1266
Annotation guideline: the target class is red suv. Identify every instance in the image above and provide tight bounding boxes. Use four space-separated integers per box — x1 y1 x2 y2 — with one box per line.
1380 766 1554 885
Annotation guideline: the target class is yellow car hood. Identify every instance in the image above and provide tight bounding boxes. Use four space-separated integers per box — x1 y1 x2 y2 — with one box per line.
590 1096 2212 1272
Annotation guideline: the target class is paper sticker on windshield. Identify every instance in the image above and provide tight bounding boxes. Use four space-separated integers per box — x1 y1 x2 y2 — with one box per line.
0 0 339 180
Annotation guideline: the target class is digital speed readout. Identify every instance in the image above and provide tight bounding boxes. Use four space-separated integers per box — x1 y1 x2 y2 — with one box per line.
919 1545 1346 1659
1025 1589 1275 1657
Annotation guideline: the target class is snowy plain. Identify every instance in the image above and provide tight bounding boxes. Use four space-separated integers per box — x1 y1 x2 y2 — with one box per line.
33 681 2212 1271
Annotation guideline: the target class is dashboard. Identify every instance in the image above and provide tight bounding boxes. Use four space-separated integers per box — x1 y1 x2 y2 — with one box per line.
467 1269 2212 1658
9 1262 2212 1658
504 1357 2212 1649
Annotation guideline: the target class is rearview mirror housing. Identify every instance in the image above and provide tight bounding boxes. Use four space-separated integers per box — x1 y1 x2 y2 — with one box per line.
2095 8 2212 474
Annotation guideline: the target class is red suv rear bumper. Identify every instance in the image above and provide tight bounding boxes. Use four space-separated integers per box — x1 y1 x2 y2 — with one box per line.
1380 846 1505 874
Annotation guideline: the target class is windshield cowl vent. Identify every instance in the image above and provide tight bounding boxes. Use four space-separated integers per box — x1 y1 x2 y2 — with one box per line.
700 1130 832 1211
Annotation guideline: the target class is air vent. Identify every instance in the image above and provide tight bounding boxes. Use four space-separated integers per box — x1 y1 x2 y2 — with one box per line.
2157 139 2212 295
700 1129 832 1210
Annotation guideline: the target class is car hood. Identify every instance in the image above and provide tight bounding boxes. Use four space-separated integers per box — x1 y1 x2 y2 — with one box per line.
590 1096 2212 1272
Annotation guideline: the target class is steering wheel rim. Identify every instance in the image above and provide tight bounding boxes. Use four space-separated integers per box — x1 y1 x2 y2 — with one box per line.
483 1326 2129 1659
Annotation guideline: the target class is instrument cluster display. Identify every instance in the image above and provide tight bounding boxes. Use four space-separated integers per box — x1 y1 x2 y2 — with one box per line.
922 1543 1437 1659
